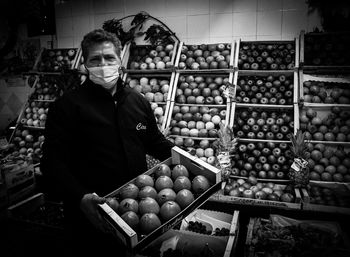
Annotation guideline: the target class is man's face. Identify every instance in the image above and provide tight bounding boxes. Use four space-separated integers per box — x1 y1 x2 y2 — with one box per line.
85 41 121 67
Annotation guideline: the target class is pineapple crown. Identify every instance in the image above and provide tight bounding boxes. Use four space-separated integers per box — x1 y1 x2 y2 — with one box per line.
214 122 237 152
290 129 309 159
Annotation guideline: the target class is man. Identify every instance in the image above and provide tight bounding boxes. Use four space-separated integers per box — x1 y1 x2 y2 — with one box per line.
40 29 174 255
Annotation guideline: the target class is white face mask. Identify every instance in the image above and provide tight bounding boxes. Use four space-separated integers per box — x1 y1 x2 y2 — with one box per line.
86 64 120 90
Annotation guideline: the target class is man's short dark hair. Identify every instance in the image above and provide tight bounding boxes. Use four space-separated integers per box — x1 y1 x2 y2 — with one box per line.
81 29 122 61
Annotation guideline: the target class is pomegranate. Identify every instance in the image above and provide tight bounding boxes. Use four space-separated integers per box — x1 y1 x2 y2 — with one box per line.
160 201 181 221
157 188 176 206
175 189 194 209
171 164 189 180
155 175 174 191
118 198 139 215
106 197 119 213
138 186 158 199
135 174 154 189
155 163 172 178
139 197 160 215
173 176 191 192
120 183 139 199
192 175 210 194
280 193 294 203
121 211 139 230
139 213 162 235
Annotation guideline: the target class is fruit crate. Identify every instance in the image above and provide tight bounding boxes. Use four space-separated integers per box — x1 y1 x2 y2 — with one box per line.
305 143 350 183
233 70 298 105
229 140 293 182
300 30 350 70
7 192 65 240
174 41 235 71
299 70 350 106
300 181 350 215
296 104 350 145
123 72 177 132
230 103 297 142
210 179 302 210
245 214 350 257
140 208 240 257
32 47 79 73
122 40 179 73
98 146 221 251
234 38 299 71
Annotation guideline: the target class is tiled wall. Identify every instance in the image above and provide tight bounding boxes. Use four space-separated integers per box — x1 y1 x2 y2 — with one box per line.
0 0 321 133
55 0 322 47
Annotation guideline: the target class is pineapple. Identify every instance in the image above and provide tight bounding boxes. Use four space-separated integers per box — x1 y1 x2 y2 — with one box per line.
213 122 237 181
288 129 310 188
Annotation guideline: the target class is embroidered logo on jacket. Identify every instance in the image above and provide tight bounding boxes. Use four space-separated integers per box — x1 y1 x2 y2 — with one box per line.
136 123 147 130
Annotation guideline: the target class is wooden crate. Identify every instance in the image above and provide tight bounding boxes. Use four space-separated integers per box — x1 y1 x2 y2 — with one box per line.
300 181 350 215
98 146 222 251
299 30 350 71
174 41 235 71
234 38 299 71
140 208 239 257
210 180 302 210
122 41 179 73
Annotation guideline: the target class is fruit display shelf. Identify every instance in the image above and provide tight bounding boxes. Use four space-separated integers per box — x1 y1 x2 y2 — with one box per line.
230 104 297 142
229 140 293 182
300 30 350 71
123 72 176 132
174 42 235 71
210 178 302 210
233 70 298 105
245 214 350 257
304 143 350 183
234 38 299 71
32 47 79 73
97 146 221 251
297 104 350 145
140 208 240 257
299 70 350 106
121 40 179 73
300 181 350 215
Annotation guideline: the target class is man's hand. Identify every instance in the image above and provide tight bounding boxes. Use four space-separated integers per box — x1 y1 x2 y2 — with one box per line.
80 193 111 233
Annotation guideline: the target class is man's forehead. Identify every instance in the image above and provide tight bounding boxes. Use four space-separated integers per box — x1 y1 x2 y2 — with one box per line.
88 42 118 55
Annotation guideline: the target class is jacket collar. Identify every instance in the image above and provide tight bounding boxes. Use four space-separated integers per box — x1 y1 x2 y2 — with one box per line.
85 78 126 102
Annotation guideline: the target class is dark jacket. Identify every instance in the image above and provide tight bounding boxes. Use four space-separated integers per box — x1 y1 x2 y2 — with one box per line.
40 78 174 211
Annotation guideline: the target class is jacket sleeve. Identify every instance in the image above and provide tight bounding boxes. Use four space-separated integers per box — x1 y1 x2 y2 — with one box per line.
144 100 174 161
40 98 87 205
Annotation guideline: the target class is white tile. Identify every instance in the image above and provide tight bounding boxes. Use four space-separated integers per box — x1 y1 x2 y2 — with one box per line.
58 37 75 48
258 0 282 11
161 16 187 40
256 35 282 40
232 12 257 36
233 35 257 41
105 0 125 13
281 34 295 40
187 0 210 15
73 16 93 38
143 0 165 17
210 13 232 37
282 10 307 36
232 0 257 13
55 1 72 18
93 0 107 14
164 0 187 16
209 37 233 44
56 17 74 37
74 37 84 48
93 13 123 30
186 38 210 44
209 0 233 13
187 15 210 38
307 11 322 32
71 0 93 16
282 0 308 11
124 0 146 16
257 10 282 35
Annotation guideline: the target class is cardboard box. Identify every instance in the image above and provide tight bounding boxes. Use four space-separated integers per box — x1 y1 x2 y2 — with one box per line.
98 146 221 251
